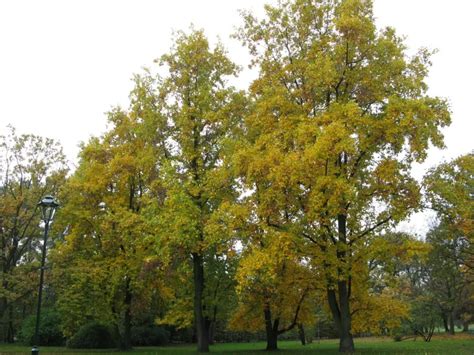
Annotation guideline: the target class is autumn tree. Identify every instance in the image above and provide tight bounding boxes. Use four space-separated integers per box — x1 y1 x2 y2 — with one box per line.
351 232 432 337
52 77 167 349
236 0 450 351
0 126 67 342
229 228 319 350
154 30 246 352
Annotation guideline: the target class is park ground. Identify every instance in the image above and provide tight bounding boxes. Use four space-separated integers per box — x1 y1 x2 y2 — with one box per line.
0 335 473 355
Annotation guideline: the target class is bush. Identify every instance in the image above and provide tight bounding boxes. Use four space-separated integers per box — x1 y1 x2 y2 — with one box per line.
131 326 170 346
66 322 116 349
169 326 194 343
18 309 65 346
393 334 403 342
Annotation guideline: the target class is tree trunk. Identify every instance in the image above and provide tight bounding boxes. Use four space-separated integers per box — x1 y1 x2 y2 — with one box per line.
266 331 278 351
264 306 278 351
193 253 210 352
120 277 133 350
462 321 469 332
337 281 355 353
208 320 215 345
0 296 7 342
448 312 455 335
326 214 355 353
0 294 6 319
6 306 14 343
298 323 306 346
442 313 449 332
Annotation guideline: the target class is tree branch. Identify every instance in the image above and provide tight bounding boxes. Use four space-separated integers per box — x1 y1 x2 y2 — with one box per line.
278 287 309 335
349 216 392 245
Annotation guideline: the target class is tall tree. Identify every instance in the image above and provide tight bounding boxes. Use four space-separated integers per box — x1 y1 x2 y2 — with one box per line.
0 126 67 342
155 30 246 352
52 77 167 348
236 0 450 351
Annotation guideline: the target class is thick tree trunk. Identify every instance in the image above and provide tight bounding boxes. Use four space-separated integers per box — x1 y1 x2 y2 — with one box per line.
328 285 355 353
193 253 210 352
266 331 278 351
338 280 354 352
264 306 278 351
326 214 355 353
448 312 455 335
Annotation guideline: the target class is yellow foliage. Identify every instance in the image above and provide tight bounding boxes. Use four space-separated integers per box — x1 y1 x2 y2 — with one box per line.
352 291 409 335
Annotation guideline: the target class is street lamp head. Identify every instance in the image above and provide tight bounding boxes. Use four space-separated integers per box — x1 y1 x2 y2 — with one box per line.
98 201 106 211
38 195 59 223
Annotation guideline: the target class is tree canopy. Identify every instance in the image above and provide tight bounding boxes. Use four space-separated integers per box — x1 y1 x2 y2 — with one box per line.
234 0 450 351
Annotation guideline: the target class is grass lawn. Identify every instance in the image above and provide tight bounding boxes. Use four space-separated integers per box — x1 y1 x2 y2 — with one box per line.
0 335 473 354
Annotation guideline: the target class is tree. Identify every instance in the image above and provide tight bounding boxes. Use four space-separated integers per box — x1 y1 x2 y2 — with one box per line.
153 30 246 352
0 126 67 342
423 153 473 332
52 78 167 349
406 296 441 342
350 232 427 337
425 223 471 334
347 256 409 336
424 153 474 272
236 0 450 351
229 229 318 350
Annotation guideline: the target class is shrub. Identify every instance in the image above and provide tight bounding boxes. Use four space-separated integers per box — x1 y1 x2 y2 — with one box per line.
393 334 403 342
18 310 65 346
169 326 194 343
66 322 116 349
131 325 170 346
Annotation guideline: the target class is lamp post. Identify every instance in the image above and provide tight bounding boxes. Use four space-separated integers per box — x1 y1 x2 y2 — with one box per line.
32 195 59 355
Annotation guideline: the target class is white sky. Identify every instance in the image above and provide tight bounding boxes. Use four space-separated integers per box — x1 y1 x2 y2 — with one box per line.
1 0 472 234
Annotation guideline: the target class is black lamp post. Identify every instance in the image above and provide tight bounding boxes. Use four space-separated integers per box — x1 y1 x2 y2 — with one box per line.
32 195 59 355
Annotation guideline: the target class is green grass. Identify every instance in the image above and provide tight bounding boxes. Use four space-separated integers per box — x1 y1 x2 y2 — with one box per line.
1 336 473 354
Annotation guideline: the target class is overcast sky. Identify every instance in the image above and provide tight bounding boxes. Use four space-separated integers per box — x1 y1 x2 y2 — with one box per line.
1 0 472 233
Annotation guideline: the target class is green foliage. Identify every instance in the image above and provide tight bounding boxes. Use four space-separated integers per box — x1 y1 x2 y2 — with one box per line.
169 326 194 343
66 322 117 349
51 83 171 347
424 153 473 273
424 222 472 334
131 326 170 346
18 309 65 346
424 153 473 233
402 297 442 342
0 126 68 341
53 262 115 337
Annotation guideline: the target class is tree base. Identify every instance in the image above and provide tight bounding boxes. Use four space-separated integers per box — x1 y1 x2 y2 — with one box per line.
339 334 355 353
